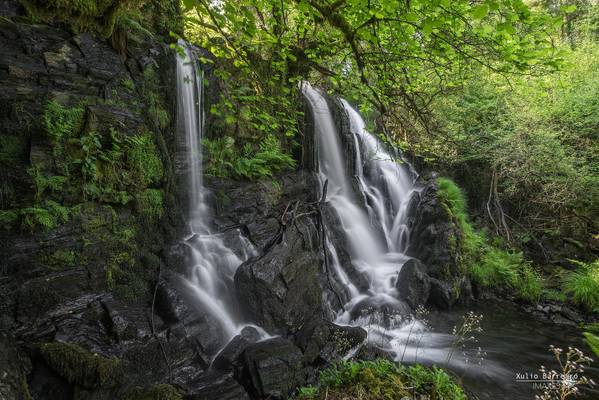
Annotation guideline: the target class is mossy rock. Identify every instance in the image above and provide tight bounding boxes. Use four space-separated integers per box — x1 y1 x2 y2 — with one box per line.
39 342 123 389
19 0 143 38
124 384 182 400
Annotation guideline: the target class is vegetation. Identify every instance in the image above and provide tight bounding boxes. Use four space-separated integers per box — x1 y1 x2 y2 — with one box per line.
437 177 543 302
204 134 296 180
562 259 599 312
39 342 123 389
20 0 143 37
296 359 466 400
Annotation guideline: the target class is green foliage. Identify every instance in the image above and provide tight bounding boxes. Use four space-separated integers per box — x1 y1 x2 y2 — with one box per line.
136 188 164 220
297 360 466 400
204 134 295 180
125 133 164 187
39 342 123 389
583 332 599 358
142 66 170 131
43 100 85 141
562 259 599 312
20 201 70 231
438 177 543 302
20 0 143 37
410 41 599 247
124 384 182 400
121 79 135 92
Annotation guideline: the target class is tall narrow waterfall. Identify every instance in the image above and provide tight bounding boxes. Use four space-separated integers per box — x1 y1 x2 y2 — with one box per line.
176 43 258 350
302 83 422 358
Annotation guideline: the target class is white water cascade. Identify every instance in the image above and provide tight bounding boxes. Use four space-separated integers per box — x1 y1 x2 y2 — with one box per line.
176 43 260 349
302 82 426 359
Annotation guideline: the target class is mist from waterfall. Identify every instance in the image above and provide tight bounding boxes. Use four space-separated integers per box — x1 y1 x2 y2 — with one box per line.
176 42 260 349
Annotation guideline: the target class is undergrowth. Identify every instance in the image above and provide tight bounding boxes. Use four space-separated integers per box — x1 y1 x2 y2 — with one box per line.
562 259 599 312
296 359 466 400
204 134 295 180
437 177 543 302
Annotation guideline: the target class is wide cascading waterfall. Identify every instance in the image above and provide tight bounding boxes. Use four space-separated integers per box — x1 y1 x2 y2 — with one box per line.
302 82 425 359
176 42 259 351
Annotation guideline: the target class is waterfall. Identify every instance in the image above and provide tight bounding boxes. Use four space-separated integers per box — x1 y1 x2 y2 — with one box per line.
301 82 425 359
176 42 260 350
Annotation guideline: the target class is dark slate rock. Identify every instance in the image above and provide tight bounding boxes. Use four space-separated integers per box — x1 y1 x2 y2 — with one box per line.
234 337 305 400
396 258 431 310
186 371 250 400
212 327 260 372
0 333 32 400
234 215 323 334
294 320 366 365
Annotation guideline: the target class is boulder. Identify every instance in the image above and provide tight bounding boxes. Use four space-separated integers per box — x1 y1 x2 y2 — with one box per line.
396 258 431 309
234 215 324 334
234 337 305 399
294 320 366 365
212 327 260 371
406 180 462 279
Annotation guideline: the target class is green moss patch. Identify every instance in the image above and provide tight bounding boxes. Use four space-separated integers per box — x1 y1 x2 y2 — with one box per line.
296 360 466 400
39 342 123 389
19 0 143 37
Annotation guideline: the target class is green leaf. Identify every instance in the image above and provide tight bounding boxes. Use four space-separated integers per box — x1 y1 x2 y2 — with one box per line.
472 4 489 20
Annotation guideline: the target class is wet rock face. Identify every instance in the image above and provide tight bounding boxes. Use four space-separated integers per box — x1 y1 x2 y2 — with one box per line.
234 337 305 400
234 213 324 335
405 178 468 309
396 258 431 310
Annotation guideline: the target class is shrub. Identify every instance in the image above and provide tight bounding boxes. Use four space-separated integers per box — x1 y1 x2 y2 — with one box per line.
563 259 599 312
39 342 123 389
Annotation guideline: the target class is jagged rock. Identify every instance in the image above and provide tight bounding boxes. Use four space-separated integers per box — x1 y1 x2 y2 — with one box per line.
396 258 431 310
294 320 366 365
234 214 323 334
234 337 305 400
212 327 260 372
406 179 465 309
187 371 250 400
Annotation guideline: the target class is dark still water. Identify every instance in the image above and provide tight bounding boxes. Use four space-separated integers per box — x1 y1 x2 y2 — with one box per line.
409 301 599 400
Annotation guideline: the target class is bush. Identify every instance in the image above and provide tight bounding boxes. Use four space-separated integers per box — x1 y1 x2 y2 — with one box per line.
39 342 123 389
563 259 599 312
296 360 466 400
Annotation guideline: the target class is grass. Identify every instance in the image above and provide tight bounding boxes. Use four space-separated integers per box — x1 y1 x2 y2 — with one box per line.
562 259 599 312
437 177 543 303
296 360 466 400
